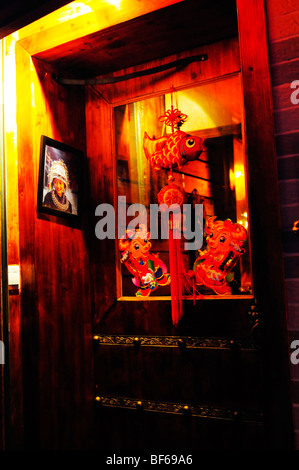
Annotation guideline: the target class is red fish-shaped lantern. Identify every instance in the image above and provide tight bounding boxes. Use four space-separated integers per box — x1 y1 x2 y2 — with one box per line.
193 217 248 295
143 130 205 171
119 224 170 298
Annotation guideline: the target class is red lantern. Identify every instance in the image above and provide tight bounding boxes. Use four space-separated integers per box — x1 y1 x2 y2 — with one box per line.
157 178 187 208
143 130 205 171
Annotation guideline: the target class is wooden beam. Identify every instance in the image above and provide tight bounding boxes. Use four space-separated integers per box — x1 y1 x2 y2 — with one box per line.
17 0 183 56
236 0 294 450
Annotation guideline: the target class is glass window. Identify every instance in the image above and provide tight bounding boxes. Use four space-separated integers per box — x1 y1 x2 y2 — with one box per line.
115 75 252 299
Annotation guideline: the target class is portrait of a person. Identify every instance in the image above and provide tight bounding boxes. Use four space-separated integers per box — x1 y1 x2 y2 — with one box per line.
43 159 72 213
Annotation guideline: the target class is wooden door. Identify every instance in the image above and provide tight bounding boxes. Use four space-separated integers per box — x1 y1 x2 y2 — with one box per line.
86 0 294 451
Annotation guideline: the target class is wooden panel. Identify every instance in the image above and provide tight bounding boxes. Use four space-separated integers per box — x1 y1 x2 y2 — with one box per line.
96 37 240 105
13 42 38 449
236 0 294 449
3 35 23 449
17 0 184 56
12 46 94 449
94 298 256 338
92 405 265 450
94 343 263 410
85 85 118 325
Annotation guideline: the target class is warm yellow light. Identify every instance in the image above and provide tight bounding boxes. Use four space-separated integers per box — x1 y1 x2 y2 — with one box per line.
229 168 235 190
230 164 246 200
3 36 18 152
238 219 248 229
165 93 217 131
56 2 93 23
105 0 122 8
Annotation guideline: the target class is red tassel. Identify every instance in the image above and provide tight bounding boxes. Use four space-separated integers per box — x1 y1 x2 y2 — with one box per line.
169 224 183 326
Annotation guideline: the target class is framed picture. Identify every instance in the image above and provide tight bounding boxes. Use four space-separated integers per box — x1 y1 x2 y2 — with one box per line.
37 135 83 220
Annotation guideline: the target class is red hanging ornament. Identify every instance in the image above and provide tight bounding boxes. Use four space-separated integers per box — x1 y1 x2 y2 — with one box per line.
157 175 187 326
143 87 205 172
143 86 206 325
158 107 188 129
157 177 187 208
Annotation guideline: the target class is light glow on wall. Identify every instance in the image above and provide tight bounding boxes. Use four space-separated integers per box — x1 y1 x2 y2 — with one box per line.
105 0 122 8
56 2 93 23
3 35 18 152
229 165 245 194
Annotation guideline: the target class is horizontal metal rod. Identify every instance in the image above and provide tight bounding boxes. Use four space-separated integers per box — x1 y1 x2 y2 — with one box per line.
52 54 208 85
95 394 264 423
93 334 257 350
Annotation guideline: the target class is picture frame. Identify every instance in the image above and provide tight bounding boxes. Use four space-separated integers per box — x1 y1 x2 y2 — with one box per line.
37 136 83 220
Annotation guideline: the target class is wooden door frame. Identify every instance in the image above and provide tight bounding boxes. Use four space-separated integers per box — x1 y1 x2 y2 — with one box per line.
236 0 294 449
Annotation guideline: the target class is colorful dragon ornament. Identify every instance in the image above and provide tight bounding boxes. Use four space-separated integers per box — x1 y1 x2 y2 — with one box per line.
192 216 248 295
119 225 170 298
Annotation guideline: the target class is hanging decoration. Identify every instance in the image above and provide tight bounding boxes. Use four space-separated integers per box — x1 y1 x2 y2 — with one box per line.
157 174 187 326
119 224 170 298
192 216 248 295
142 86 206 325
157 177 187 208
143 86 205 172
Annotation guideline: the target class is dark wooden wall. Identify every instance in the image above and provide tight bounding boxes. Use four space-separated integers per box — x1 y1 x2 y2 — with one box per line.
265 0 299 449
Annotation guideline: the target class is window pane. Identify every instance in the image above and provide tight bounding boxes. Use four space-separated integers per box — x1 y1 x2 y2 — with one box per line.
115 75 252 298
